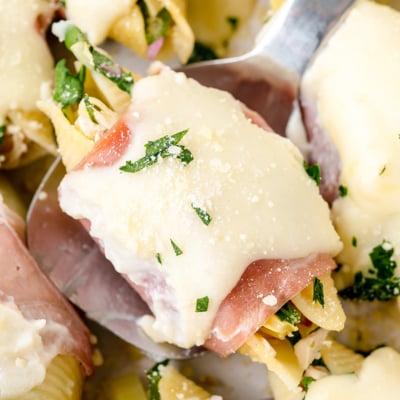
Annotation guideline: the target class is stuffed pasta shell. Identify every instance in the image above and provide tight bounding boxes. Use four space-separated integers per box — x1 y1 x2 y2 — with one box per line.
0 178 93 398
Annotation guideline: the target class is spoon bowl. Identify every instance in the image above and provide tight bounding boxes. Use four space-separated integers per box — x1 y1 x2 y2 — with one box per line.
27 0 355 359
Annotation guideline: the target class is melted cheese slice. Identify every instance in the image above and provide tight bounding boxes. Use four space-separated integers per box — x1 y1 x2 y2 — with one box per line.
0 0 54 122
306 347 400 400
59 66 341 348
301 0 400 281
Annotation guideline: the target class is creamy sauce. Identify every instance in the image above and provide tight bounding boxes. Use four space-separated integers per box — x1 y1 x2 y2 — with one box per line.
59 66 341 348
0 300 58 398
301 0 400 283
305 347 400 399
66 0 133 44
0 0 54 123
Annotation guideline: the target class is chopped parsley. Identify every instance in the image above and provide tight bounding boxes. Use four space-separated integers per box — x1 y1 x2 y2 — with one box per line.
83 94 98 124
53 59 85 110
303 161 321 185
62 24 134 94
352 236 358 247
191 203 212 226
226 16 240 32
338 184 348 197
146 359 169 400
0 125 5 148
276 303 301 325
156 253 162 264
379 165 387 175
312 277 325 307
301 375 316 391
170 239 183 256
119 129 193 173
187 41 219 64
195 296 209 312
137 1 172 45
339 240 400 301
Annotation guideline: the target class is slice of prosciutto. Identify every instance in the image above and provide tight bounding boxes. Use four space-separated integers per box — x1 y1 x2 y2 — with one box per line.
0 195 93 375
59 65 342 354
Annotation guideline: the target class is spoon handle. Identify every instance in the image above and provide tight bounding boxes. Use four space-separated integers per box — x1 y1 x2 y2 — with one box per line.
256 0 355 76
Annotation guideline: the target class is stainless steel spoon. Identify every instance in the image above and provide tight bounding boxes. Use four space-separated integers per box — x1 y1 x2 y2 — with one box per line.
27 0 355 360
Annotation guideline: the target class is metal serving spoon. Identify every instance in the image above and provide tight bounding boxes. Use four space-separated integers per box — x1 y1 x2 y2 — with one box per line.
27 0 355 360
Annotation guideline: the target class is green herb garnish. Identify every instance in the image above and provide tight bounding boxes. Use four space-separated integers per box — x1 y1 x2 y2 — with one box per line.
313 277 325 307
187 41 219 64
53 59 85 109
195 296 209 312
120 129 193 173
301 376 316 391
156 253 162 264
379 165 387 175
338 184 348 197
138 1 172 44
146 360 169 400
303 161 321 185
352 236 358 247
170 239 183 256
61 24 134 94
339 240 400 301
226 16 240 32
191 203 212 226
83 94 98 124
276 303 301 325
0 125 5 148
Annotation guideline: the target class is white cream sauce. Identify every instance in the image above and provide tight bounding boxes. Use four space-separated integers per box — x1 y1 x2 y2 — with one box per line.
0 300 58 398
59 66 341 348
301 0 400 284
0 0 54 123
66 0 133 44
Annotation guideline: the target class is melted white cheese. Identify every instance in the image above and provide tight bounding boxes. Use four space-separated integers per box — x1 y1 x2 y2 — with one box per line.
0 0 54 123
301 0 400 283
66 0 133 44
305 347 400 400
59 66 341 348
0 301 58 398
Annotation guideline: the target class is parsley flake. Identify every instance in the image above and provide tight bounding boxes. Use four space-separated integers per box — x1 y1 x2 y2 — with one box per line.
226 16 240 32
339 240 400 301
0 125 5 148
156 253 162 264
62 24 134 94
83 94 98 124
170 239 183 256
138 1 172 45
195 296 209 312
339 184 348 197
53 59 85 110
379 165 387 175
187 41 218 64
191 203 212 226
146 360 169 400
301 376 316 391
120 129 193 173
352 236 358 247
313 277 325 307
276 303 301 325
303 161 321 185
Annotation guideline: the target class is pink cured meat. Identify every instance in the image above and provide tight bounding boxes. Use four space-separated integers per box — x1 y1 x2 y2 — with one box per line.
301 99 342 205
72 105 337 356
0 198 93 375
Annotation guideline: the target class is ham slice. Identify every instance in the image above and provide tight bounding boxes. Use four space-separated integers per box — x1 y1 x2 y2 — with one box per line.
205 254 336 355
0 196 93 374
59 67 341 353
